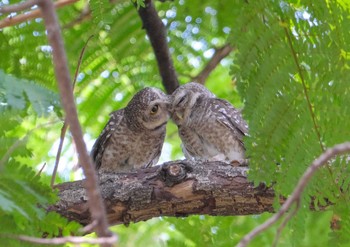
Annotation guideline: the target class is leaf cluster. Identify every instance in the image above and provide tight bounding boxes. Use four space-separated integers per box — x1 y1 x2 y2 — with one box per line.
230 0 350 245
0 71 80 245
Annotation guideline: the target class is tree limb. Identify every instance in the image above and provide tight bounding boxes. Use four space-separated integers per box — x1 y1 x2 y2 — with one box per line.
193 44 234 85
136 0 179 94
50 161 276 226
37 0 113 244
4 234 118 245
0 0 37 14
0 0 78 29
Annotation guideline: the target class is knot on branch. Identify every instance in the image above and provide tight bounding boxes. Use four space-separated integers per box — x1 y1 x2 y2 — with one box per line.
159 160 193 186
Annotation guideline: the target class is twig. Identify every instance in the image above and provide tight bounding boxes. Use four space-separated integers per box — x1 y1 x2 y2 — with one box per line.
0 0 78 29
283 26 324 152
36 162 47 176
272 198 300 247
5 234 118 245
62 4 91 29
136 0 179 94
237 142 350 247
0 136 28 169
283 21 348 208
50 122 68 188
80 220 98 234
37 0 112 244
193 44 234 85
50 35 94 188
0 0 37 14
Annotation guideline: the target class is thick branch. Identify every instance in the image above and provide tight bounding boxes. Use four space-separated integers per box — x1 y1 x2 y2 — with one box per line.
136 0 179 94
193 44 234 85
37 0 112 243
50 161 275 226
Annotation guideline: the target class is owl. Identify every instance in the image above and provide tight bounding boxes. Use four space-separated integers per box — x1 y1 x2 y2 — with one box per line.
91 87 170 173
170 82 248 164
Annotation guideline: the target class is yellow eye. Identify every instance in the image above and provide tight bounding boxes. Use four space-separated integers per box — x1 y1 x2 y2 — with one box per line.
150 105 159 115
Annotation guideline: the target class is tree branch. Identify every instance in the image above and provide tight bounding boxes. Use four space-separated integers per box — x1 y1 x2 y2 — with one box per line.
136 0 179 94
0 0 37 14
0 0 78 29
4 234 118 245
37 0 112 245
193 44 234 85
237 142 350 247
50 161 276 226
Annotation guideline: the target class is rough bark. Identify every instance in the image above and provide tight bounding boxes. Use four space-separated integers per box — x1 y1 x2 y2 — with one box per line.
51 160 275 226
136 0 179 94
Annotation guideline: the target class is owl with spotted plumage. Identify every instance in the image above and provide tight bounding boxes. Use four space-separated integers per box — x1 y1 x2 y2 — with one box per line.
170 82 248 164
91 87 170 173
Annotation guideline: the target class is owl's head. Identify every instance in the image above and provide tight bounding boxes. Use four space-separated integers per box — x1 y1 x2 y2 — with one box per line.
170 82 215 125
125 87 170 131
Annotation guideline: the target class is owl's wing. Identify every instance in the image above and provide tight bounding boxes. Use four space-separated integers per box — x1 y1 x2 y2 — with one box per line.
91 109 124 170
144 126 167 168
210 98 248 144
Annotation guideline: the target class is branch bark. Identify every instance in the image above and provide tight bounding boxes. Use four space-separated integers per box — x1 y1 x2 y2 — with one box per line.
0 0 78 29
50 161 275 226
136 0 179 94
0 0 37 14
193 44 234 85
37 0 112 244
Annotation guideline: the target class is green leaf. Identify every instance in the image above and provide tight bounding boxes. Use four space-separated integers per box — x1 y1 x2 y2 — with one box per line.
0 70 60 117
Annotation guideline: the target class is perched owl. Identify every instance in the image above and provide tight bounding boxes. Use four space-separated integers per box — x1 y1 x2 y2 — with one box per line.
170 82 248 164
91 87 170 172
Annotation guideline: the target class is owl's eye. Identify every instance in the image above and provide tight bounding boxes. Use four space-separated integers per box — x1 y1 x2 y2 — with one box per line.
150 105 159 115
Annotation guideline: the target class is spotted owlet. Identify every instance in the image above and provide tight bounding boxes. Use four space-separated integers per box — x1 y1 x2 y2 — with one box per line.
91 87 170 172
170 82 248 164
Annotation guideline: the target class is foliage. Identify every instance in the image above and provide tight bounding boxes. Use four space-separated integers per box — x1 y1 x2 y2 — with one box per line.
0 71 81 246
0 0 350 246
230 0 350 245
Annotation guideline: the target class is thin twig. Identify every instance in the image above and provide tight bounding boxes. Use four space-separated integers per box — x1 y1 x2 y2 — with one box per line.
237 142 350 247
0 0 37 14
193 44 234 85
283 26 324 152
0 0 78 29
4 234 118 245
72 35 94 89
80 220 98 234
37 0 112 244
62 4 91 29
0 136 28 169
36 162 47 176
283 21 348 208
136 0 179 94
272 198 300 247
50 122 68 187
50 35 94 188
